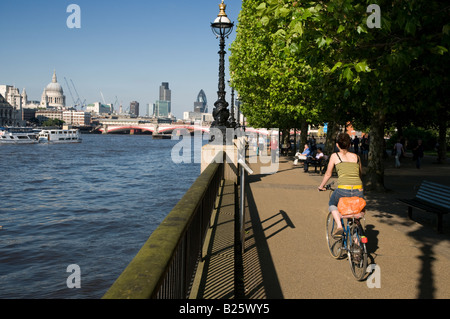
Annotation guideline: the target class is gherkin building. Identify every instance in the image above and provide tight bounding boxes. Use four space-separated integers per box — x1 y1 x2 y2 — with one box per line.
194 89 208 113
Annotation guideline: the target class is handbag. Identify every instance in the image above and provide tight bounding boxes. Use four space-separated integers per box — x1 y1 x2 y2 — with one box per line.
338 197 367 216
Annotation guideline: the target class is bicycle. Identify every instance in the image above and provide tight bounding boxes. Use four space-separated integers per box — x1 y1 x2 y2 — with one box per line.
321 183 368 281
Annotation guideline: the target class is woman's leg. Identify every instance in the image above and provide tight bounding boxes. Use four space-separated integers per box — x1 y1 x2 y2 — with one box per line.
332 210 342 229
329 190 343 231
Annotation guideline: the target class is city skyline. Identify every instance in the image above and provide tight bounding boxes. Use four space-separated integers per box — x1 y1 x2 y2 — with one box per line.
0 0 242 119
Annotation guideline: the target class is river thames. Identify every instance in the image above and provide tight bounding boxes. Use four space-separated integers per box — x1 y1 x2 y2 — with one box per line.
0 134 202 298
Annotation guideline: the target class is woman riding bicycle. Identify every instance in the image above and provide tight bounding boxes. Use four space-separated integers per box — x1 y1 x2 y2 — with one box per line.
318 133 364 238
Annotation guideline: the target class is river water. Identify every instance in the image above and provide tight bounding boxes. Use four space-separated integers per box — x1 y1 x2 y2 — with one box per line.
0 134 202 299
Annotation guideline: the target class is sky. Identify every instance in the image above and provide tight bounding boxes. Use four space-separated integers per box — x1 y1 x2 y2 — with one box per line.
0 0 242 119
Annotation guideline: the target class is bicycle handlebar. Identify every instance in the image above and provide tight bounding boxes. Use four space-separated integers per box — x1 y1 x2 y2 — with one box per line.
318 182 335 192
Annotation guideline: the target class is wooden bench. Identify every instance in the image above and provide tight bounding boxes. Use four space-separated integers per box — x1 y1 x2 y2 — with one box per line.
398 181 450 233
313 155 329 174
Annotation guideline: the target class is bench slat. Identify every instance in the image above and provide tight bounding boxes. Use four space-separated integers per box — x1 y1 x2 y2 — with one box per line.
416 190 450 203
416 181 450 207
398 181 450 233
422 181 450 193
417 188 450 201
416 192 450 209
418 182 450 195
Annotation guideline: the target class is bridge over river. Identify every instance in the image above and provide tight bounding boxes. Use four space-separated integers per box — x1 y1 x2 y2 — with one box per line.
96 119 275 137
97 119 211 135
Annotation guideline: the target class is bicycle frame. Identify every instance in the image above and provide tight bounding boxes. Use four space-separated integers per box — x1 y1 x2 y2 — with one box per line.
323 183 368 281
328 216 356 255
341 219 351 253
341 217 365 253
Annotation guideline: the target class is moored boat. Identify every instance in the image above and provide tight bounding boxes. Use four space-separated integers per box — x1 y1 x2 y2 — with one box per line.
0 127 39 144
38 128 82 143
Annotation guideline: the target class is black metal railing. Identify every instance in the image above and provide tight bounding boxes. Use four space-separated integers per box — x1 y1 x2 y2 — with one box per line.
103 158 224 299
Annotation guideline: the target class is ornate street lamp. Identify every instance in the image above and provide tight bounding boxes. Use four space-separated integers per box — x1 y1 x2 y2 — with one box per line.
228 79 236 128
211 0 234 140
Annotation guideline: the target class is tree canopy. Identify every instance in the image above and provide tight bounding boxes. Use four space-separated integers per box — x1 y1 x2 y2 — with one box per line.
230 0 449 190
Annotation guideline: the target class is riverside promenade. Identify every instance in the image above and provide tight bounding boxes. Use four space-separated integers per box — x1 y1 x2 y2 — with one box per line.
191 153 450 299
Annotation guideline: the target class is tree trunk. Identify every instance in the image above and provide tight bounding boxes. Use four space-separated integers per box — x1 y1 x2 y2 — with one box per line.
324 121 340 155
300 120 308 149
365 111 386 192
280 128 290 155
437 106 448 164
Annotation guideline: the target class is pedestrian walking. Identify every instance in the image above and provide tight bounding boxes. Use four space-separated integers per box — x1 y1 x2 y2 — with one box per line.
257 135 265 156
393 140 404 168
270 135 278 163
413 139 424 169
361 135 369 161
353 136 360 154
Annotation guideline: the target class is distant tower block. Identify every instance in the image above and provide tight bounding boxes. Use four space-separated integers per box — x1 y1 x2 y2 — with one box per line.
194 89 208 113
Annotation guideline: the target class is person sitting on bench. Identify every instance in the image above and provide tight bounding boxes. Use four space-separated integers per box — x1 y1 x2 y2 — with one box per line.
304 147 324 172
294 144 310 165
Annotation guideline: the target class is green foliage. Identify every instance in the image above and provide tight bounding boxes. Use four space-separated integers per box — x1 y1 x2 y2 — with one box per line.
388 127 438 152
230 0 450 131
42 119 65 127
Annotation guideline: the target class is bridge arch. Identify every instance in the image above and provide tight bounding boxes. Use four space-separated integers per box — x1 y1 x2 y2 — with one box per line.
101 126 156 134
157 125 211 135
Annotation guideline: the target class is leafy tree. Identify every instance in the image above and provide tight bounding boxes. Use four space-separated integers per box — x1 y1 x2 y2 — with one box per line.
230 0 449 191
42 119 65 127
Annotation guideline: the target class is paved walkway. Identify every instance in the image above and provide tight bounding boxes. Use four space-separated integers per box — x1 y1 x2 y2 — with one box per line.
193 153 450 299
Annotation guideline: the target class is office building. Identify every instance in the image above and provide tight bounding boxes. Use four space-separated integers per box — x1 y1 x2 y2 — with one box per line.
183 89 212 123
0 93 21 126
194 89 208 113
86 102 112 115
36 109 91 126
63 111 91 126
130 101 139 116
154 100 171 118
159 82 171 101
154 82 172 119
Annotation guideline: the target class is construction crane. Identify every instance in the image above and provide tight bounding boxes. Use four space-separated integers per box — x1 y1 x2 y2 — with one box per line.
100 91 106 104
71 79 86 109
112 96 120 114
64 77 77 107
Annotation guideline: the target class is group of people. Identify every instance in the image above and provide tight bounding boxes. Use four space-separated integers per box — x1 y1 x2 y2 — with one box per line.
248 134 271 157
295 134 369 173
278 130 429 239
351 135 370 160
392 138 425 169
294 135 326 172
316 132 429 238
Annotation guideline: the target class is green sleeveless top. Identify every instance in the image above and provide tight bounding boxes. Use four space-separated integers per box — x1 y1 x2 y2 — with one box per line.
335 153 362 186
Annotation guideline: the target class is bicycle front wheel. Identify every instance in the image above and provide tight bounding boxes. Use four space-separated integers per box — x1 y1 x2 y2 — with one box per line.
325 212 343 259
348 223 368 281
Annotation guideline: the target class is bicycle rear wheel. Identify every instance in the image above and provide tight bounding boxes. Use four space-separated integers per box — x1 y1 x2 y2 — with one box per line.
325 212 343 259
347 222 368 281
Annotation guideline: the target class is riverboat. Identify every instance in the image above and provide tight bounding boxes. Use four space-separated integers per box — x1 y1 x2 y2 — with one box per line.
38 128 82 143
0 127 39 144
